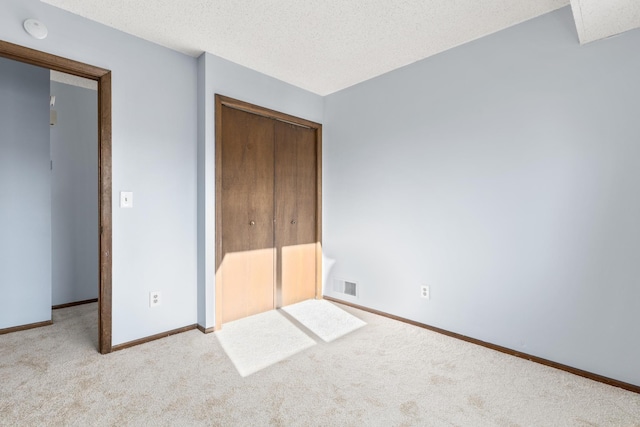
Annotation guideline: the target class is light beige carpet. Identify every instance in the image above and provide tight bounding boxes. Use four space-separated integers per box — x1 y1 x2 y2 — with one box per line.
282 299 366 342
1 301 640 426
215 309 316 377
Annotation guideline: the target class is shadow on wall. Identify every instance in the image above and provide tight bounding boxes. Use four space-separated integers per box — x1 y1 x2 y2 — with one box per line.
322 251 336 294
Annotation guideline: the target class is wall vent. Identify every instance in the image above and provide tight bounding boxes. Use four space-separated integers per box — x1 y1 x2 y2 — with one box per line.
334 279 358 297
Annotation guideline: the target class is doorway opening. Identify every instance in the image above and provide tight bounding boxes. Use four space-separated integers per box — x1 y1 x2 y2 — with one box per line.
0 40 112 354
50 70 99 340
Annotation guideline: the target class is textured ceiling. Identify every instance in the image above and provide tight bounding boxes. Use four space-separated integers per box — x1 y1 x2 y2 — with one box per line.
570 0 640 44
39 0 635 95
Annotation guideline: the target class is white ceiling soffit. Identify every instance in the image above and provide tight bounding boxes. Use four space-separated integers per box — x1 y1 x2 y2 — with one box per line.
570 0 640 44
50 70 97 91
42 0 568 95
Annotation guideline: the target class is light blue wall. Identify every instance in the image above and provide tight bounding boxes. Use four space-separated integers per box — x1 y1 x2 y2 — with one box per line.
4 0 636 388
197 52 323 328
323 7 640 386
0 57 51 329
50 81 99 306
0 0 198 345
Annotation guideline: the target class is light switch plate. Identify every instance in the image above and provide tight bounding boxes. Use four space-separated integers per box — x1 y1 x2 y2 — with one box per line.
120 191 133 208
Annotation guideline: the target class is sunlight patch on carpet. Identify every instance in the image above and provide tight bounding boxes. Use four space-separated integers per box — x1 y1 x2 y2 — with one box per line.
282 299 366 342
215 310 316 377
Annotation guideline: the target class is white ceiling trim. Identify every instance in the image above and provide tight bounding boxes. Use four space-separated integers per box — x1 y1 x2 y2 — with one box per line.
570 0 640 44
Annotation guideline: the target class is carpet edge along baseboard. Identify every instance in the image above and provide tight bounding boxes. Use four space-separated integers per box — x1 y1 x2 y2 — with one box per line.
0 320 53 335
52 298 99 310
111 324 198 351
323 296 640 395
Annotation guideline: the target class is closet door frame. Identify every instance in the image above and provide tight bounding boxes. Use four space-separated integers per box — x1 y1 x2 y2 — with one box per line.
214 94 322 329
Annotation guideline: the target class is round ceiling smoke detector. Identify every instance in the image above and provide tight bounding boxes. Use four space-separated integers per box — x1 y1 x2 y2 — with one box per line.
23 19 48 40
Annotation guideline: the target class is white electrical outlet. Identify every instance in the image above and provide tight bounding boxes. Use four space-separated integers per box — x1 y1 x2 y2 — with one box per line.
421 285 430 300
149 291 161 307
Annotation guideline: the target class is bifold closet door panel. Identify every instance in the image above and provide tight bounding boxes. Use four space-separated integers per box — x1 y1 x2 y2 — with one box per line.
220 106 275 323
275 121 317 307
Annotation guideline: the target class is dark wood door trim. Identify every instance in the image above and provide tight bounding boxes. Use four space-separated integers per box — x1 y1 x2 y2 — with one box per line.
0 40 113 354
215 94 323 329
217 95 321 129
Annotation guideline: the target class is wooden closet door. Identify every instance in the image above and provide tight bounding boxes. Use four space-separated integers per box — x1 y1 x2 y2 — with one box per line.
274 121 317 307
220 106 275 323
